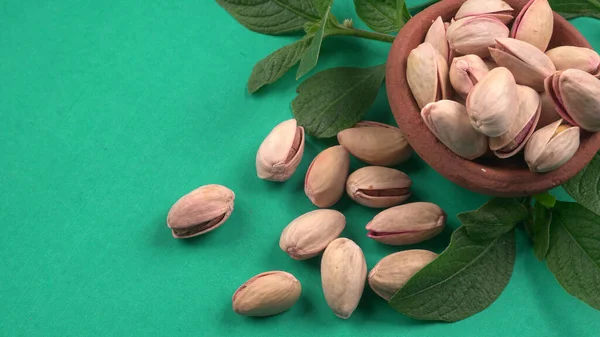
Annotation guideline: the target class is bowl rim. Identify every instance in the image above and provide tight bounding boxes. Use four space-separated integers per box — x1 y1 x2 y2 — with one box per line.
386 0 600 197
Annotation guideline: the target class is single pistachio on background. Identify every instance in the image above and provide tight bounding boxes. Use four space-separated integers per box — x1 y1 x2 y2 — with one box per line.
489 85 541 158
510 0 553 51
446 16 509 58
545 69 600 132
368 250 438 301
305 145 350 208
538 91 560 129
546 46 600 78
232 271 302 317
421 100 488 160
166 184 234 239
321 238 367 319
256 119 305 182
337 121 412 166
279 209 345 260
466 67 518 137
454 0 514 24
425 16 450 62
489 38 556 91
524 119 580 172
407 42 451 109
366 202 446 245
449 54 490 99
346 166 412 208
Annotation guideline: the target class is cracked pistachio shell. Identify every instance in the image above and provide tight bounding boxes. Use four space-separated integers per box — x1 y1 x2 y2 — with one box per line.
232 271 301 317
166 184 234 239
538 91 561 129
337 121 412 166
421 100 488 160
366 202 446 245
407 42 451 109
525 119 580 172
510 0 553 51
279 210 345 260
256 119 305 182
489 38 556 91
545 69 600 132
466 67 518 137
368 250 438 301
490 85 541 158
455 0 514 23
546 46 600 78
450 54 490 99
305 146 350 208
321 238 366 319
346 166 412 208
446 16 509 58
425 16 450 62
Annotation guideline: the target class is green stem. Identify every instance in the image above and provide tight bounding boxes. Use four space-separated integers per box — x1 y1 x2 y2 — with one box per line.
408 0 440 15
327 24 395 43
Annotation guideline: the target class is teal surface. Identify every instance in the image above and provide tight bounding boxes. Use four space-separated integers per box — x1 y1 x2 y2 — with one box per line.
1 1 599 336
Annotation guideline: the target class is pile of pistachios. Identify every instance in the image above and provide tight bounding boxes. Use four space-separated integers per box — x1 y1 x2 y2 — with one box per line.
408 0 600 173
166 118 446 319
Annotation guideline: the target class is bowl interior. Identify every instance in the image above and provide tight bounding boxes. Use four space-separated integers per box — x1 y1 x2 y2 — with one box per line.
386 0 600 197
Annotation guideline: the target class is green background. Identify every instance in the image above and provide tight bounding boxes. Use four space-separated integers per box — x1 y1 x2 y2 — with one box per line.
1 0 599 336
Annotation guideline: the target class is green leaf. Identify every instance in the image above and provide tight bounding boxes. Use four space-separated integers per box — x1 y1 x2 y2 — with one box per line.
563 153 600 216
353 0 408 34
247 36 313 93
546 201 600 310
458 198 528 241
312 0 332 16
533 192 557 208
389 227 516 322
549 0 600 19
216 0 321 35
296 5 331 79
533 202 552 261
292 64 386 138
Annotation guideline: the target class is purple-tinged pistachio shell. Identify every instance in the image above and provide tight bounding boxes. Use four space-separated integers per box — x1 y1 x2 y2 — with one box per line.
544 69 600 132
525 120 580 173
511 0 553 51
449 54 490 98
455 0 514 24
366 202 446 245
346 166 412 208
489 38 555 91
546 46 600 78
232 271 301 317
447 16 509 58
407 42 451 109
490 85 541 158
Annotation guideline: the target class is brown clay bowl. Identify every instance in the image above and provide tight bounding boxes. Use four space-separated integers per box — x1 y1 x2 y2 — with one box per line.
386 0 600 197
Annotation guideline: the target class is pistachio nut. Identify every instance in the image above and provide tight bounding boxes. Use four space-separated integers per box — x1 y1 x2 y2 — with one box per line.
337 121 412 166
305 145 350 208
256 119 305 182
454 0 514 24
466 67 518 137
346 166 412 208
321 238 367 319
511 0 553 51
538 91 560 129
279 209 346 260
546 46 600 78
425 16 450 62
232 271 302 317
446 16 509 58
449 54 490 99
525 119 580 172
490 85 541 158
489 38 556 91
544 69 600 132
166 184 234 239
407 42 451 109
421 100 488 159
366 202 446 245
484 58 499 70
368 250 438 301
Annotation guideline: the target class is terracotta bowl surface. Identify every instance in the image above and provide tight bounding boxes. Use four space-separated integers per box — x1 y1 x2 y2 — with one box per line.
386 0 600 197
